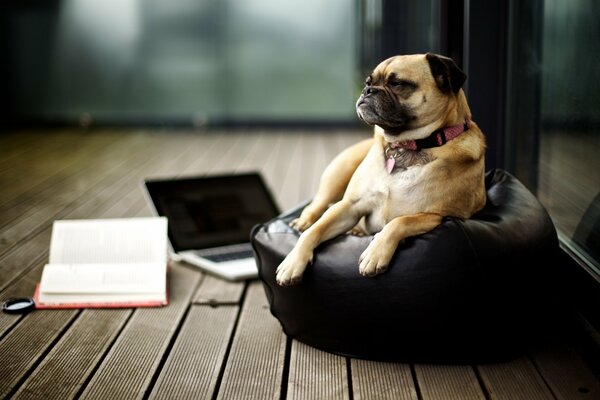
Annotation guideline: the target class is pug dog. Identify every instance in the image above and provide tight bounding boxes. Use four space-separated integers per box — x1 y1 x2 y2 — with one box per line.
276 53 486 286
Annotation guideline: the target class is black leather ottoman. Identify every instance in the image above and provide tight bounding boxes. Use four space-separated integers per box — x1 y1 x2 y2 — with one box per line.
251 169 558 363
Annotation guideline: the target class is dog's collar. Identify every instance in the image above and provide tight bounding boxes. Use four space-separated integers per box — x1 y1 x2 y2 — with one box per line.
385 119 471 173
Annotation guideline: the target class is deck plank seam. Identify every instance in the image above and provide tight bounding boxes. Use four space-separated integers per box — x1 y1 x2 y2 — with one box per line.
0 253 49 298
527 354 561 400
0 134 116 209
141 269 208 399
0 138 167 258
472 364 493 400
0 131 137 211
142 301 197 399
210 282 249 400
0 134 197 295
0 313 26 343
409 363 424 400
279 335 292 400
4 309 82 399
0 130 189 235
346 357 354 400
72 309 136 399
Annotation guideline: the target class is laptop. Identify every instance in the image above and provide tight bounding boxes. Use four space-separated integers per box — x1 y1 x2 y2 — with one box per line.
143 173 280 280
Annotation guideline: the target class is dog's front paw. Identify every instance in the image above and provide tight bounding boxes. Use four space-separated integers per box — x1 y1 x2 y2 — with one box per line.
290 204 323 232
358 234 395 277
347 225 367 237
289 216 314 232
276 250 312 286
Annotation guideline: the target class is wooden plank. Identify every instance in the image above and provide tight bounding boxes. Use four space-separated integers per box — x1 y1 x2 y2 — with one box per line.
0 131 42 168
414 364 485 400
269 130 367 211
216 281 287 400
12 309 131 400
4 207 190 398
287 340 349 400
148 305 239 400
0 131 81 183
351 359 417 400
0 132 202 392
193 274 246 305
0 131 120 208
101 132 223 219
0 128 209 287
0 129 196 226
182 131 243 176
0 131 71 180
0 258 57 337
0 134 155 255
0 228 52 292
234 131 276 173
477 357 555 400
531 346 600 400
0 131 197 291
0 190 192 396
150 306 239 399
136 130 220 179
304 133 333 198
252 131 285 211
0 131 250 400
170 131 230 176
334 129 370 153
0 133 143 229
275 134 305 210
0 310 80 399
79 263 201 399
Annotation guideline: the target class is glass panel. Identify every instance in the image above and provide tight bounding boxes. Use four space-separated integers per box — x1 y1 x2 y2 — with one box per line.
2 0 357 123
537 1 600 272
224 0 356 120
358 0 442 78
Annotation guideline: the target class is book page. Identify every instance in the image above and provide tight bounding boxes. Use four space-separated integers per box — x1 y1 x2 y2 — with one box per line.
40 263 166 294
49 217 168 265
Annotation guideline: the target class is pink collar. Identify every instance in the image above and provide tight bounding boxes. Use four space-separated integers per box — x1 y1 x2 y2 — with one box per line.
388 119 471 152
385 119 471 174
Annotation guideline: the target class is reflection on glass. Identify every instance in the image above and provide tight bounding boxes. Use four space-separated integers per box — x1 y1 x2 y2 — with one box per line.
6 0 356 122
537 0 600 271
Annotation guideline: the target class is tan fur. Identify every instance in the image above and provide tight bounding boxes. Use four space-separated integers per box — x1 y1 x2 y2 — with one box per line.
278 54 486 286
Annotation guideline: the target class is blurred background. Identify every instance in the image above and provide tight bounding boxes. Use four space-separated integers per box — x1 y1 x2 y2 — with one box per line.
1 1 599 315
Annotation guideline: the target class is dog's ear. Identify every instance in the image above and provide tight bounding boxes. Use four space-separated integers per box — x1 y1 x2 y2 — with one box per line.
425 53 466 94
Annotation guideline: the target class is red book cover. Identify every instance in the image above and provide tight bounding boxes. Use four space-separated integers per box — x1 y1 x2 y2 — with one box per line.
32 284 169 309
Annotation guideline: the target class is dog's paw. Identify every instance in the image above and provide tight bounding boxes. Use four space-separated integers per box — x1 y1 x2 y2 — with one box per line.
347 225 367 237
289 217 314 232
276 250 312 286
358 234 395 277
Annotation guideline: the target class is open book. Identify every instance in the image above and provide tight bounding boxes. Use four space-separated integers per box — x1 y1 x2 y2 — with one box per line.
33 217 169 309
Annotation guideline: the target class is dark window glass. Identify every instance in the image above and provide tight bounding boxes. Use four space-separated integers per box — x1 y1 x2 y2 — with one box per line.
2 0 357 124
507 0 600 274
537 0 600 272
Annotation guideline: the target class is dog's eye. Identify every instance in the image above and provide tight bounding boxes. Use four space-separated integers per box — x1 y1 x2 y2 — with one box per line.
389 79 417 90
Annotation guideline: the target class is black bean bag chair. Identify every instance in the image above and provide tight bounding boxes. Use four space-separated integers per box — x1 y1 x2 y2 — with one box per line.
251 169 559 363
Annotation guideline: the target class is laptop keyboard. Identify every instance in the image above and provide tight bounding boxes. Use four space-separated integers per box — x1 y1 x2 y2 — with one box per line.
200 249 254 263
193 244 254 263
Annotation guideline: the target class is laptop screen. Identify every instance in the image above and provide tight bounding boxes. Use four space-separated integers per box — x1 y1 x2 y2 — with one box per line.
144 173 280 252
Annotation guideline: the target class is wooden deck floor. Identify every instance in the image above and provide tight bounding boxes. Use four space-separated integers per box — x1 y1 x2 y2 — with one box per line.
0 129 598 399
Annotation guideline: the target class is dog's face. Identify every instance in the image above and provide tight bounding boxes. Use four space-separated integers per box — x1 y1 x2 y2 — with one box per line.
356 53 466 135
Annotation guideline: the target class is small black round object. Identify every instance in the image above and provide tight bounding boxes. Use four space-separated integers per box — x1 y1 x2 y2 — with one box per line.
2 297 36 314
